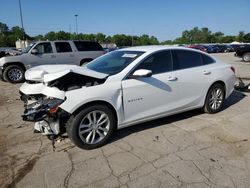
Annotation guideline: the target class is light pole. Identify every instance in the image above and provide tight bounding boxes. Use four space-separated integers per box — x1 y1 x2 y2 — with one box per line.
74 14 78 39
18 0 25 40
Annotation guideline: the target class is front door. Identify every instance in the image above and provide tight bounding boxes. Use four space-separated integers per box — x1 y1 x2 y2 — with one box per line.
122 50 176 123
27 42 57 67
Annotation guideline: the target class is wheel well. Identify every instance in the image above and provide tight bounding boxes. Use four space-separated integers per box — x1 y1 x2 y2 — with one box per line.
80 58 93 66
73 100 118 128
3 62 26 71
203 81 226 107
209 81 226 96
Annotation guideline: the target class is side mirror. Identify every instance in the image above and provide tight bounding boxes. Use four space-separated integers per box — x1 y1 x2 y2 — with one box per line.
31 49 38 54
131 69 152 78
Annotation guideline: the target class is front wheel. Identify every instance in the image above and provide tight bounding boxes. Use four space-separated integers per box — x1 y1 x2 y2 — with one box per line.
66 105 116 149
3 65 25 83
203 84 225 114
242 53 250 62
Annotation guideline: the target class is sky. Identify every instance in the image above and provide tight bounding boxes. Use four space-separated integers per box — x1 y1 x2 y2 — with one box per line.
0 0 250 41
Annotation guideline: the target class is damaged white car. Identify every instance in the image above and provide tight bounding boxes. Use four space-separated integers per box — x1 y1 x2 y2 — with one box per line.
20 46 235 149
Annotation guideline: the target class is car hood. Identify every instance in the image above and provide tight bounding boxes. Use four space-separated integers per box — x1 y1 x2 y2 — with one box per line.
25 64 108 83
0 54 24 66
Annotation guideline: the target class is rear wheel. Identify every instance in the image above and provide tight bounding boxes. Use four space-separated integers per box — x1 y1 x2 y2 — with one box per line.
242 53 250 62
203 83 225 114
66 105 116 149
3 65 25 83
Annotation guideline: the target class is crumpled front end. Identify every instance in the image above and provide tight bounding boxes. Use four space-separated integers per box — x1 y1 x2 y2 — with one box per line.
20 90 69 136
19 65 108 140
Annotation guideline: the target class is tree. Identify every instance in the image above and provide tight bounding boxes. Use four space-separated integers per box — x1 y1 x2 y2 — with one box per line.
243 33 250 43
44 31 57 40
112 34 131 46
33 35 45 41
11 26 25 39
211 32 224 43
96 33 106 42
221 36 236 43
57 31 70 40
0 22 9 34
238 31 245 42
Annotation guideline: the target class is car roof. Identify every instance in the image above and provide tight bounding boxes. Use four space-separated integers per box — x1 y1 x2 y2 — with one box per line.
117 45 204 53
36 40 98 43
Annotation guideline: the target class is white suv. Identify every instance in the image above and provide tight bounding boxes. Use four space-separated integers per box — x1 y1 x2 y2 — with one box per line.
0 40 105 83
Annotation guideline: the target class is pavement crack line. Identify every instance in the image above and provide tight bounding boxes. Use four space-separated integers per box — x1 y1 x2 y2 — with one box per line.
63 151 75 188
4 137 45 188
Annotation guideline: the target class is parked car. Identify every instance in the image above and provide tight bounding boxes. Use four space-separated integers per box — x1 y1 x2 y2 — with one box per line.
187 45 208 53
20 46 235 149
231 44 247 52
201 45 215 53
0 47 21 58
235 45 250 62
0 40 105 83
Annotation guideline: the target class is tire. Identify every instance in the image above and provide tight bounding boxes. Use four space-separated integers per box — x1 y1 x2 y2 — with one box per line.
203 83 225 114
66 105 116 150
242 53 250 62
3 65 25 83
80 59 92 66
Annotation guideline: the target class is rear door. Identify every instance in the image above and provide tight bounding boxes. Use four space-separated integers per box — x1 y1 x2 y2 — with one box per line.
74 41 105 65
54 42 76 65
169 49 214 109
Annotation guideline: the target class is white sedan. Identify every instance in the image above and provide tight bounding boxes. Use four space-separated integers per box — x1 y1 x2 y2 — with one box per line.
20 46 235 149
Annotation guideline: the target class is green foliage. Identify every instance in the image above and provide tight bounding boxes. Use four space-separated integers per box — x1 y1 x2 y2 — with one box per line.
0 21 30 47
0 22 249 47
238 31 245 42
243 33 250 43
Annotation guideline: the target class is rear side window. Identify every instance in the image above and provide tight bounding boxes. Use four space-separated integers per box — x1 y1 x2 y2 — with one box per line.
55 42 72 53
135 50 173 74
74 41 103 51
202 54 215 65
173 50 203 70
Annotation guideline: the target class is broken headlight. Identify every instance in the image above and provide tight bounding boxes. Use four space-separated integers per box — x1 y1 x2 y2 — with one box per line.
23 98 64 121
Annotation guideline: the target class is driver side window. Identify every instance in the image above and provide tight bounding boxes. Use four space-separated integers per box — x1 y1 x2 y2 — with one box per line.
134 50 173 74
34 43 53 54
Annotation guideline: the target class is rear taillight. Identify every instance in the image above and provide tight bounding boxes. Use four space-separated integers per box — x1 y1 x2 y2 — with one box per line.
230 66 235 74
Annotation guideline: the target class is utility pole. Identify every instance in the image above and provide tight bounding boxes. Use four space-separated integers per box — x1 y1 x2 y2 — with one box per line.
18 0 25 40
74 14 78 39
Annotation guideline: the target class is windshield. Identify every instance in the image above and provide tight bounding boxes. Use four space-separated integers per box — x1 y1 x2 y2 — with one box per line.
87 50 144 75
21 43 36 53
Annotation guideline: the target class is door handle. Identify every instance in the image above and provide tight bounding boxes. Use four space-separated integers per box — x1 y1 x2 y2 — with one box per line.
51 55 56 58
69 54 74 57
203 70 211 75
167 76 177 81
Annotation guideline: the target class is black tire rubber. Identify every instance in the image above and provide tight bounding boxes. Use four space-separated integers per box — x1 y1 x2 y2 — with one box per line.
3 65 25 83
242 53 250 62
80 59 92 66
203 83 225 114
66 105 116 150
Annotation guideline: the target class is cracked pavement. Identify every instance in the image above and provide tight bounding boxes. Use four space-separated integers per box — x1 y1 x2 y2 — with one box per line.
1 53 250 188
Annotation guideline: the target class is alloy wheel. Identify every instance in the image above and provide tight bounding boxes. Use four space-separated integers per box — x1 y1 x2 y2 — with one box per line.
209 88 223 110
78 110 110 144
7 68 23 81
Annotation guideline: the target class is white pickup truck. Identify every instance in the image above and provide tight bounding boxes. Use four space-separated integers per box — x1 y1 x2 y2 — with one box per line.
0 40 105 83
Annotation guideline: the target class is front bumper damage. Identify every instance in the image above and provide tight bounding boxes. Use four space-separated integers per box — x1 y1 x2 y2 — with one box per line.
20 92 69 136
